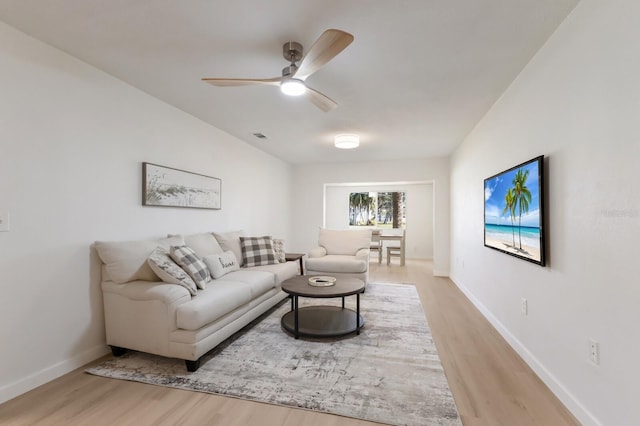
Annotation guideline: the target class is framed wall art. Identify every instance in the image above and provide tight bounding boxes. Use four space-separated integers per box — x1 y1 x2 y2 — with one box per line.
484 155 545 266
142 162 221 210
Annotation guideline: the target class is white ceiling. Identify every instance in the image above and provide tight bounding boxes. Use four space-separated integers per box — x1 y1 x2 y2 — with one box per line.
0 0 577 164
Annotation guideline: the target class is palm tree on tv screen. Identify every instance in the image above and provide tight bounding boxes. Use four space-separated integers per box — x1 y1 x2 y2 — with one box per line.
503 187 516 248
512 168 532 250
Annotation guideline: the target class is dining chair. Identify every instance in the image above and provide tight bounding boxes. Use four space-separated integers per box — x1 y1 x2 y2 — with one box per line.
370 229 382 264
386 229 406 266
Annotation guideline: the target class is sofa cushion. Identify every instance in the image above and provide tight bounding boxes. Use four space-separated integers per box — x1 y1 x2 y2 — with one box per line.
202 251 240 279
213 230 245 267
170 245 211 290
176 282 252 330
240 236 277 267
306 254 368 273
223 270 276 298
272 238 286 263
318 229 371 255
249 261 298 284
95 235 184 284
147 247 197 296
182 233 224 258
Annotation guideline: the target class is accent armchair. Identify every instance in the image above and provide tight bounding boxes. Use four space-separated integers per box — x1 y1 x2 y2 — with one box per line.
305 228 372 284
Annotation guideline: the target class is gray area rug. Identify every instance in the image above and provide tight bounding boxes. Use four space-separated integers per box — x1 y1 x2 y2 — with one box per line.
87 282 460 426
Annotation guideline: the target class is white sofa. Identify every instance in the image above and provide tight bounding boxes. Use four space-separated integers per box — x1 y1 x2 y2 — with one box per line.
305 228 372 285
95 231 298 371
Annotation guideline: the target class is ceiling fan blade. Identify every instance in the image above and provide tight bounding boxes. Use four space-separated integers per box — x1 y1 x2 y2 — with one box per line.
202 77 283 87
304 87 338 112
293 29 354 81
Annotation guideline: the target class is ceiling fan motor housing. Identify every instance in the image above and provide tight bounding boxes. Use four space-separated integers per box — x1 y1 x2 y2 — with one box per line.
282 41 303 63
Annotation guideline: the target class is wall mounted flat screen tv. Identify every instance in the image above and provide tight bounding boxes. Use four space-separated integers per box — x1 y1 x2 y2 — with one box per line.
484 155 545 266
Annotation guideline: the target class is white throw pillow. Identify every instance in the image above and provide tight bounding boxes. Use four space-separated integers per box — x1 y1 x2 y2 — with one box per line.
170 245 211 290
147 247 197 296
203 251 240 279
271 238 286 263
213 230 245 267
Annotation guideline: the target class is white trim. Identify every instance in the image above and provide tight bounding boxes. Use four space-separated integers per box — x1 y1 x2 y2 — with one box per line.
323 180 437 272
0 344 110 404
449 274 602 426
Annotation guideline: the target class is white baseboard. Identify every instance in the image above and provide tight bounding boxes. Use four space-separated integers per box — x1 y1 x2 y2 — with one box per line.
449 275 601 426
0 344 110 405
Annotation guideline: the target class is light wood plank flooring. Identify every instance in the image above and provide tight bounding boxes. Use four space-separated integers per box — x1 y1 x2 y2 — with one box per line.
0 260 578 425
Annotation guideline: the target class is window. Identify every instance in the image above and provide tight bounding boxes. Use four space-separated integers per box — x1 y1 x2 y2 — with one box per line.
349 191 406 228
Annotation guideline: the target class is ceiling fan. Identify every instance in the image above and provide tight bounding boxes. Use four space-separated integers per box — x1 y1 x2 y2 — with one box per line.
202 29 354 112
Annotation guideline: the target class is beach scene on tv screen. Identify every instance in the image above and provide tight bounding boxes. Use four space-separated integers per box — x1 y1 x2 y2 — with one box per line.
484 160 542 262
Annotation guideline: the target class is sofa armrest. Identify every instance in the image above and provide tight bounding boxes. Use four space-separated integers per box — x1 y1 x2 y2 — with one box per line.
101 280 192 356
308 246 327 258
355 248 370 260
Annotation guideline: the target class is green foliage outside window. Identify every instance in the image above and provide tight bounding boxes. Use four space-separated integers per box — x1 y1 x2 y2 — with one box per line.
349 192 406 228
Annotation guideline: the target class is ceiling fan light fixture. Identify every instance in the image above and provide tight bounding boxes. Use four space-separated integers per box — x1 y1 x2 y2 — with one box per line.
334 134 360 149
280 79 306 96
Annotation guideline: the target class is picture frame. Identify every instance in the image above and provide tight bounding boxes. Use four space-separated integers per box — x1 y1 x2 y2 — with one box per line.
484 156 545 266
142 162 221 210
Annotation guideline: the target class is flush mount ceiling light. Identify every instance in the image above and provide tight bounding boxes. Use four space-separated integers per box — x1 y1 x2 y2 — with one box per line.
280 78 306 96
334 134 360 149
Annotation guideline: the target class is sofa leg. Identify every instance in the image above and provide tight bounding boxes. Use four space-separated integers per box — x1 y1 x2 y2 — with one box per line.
185 358 201 372
110 346 127 357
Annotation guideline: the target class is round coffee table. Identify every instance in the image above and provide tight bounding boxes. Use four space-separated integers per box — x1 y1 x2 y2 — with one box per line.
280 275 365 339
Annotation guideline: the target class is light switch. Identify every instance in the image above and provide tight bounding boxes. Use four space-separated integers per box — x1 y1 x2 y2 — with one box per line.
0 212 10 232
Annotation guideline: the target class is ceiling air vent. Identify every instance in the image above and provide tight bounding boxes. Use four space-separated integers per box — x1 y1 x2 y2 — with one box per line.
252 132 268 139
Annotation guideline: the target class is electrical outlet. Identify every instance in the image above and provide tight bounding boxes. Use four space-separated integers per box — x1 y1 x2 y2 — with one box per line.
589 339 600 365
521 298 528 315
0 212 9 232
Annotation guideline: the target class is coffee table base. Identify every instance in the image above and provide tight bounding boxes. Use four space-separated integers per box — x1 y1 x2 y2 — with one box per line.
281 306 364 338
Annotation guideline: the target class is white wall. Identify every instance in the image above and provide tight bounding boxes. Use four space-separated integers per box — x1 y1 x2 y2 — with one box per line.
325 183 433 259
291 158 449 275
450 1 639 424
0 22 292 403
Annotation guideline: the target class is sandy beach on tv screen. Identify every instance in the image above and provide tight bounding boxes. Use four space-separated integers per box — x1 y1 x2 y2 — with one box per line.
486 238 540 261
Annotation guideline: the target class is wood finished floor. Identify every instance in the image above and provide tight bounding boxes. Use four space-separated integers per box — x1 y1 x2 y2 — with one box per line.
0 259 578 425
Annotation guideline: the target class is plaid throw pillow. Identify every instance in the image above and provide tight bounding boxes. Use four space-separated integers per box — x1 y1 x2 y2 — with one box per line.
240 236 277 267
170 245 211 289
